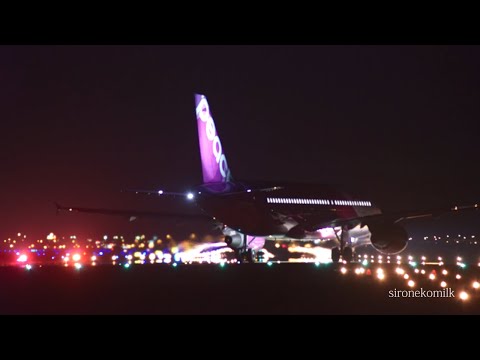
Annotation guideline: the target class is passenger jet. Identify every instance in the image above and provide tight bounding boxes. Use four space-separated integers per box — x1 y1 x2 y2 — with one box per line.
57 94 479 263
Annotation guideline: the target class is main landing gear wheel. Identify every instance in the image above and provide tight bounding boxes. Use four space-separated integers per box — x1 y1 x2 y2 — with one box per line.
331 247 341 263
246 249 255 263
343 247 353 262
235 249 256 263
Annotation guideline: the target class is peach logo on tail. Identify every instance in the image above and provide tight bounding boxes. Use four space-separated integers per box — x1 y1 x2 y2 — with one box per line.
196 97 230 181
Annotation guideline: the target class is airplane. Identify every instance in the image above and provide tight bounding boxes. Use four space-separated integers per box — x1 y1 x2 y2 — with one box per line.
57 93 480 263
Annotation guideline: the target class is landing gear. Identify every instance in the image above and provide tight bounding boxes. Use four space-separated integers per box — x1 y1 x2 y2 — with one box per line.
235 248 256 263
331 226 354 263
343 246 353 262
233 234 256 264
331 247 341 263
330 246 354 262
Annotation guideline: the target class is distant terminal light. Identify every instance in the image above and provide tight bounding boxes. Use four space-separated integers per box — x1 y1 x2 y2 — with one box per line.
158 190 164 195
186 192 195 200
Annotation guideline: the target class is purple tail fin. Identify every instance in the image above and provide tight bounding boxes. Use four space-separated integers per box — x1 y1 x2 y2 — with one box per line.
195 94 232 184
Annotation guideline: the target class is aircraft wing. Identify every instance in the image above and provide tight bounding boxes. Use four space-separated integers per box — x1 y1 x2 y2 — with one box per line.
54 203 213 222
306 202 479 230
123 189 186 197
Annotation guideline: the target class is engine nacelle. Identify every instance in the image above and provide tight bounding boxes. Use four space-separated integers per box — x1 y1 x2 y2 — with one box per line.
224 234 244 249
368 222 408 255
224 234 266 250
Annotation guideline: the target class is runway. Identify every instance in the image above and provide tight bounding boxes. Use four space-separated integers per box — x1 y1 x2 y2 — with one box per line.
0 262 478 314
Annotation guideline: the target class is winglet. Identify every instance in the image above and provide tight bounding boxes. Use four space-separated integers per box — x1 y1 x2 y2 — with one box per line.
54 202 62 215
54 202 72 215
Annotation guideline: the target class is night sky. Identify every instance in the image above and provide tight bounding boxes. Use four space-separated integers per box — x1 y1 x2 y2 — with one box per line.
1 45 480 239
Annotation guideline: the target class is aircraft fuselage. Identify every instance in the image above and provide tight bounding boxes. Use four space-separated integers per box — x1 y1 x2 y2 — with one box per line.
194 180 381 240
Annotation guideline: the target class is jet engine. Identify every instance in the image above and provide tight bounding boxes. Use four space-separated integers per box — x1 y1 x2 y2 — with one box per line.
368 222 408 255
224 233 265 250
224 234 244 249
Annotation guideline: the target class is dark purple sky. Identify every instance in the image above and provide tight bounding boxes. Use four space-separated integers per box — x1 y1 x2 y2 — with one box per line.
1 45 480 239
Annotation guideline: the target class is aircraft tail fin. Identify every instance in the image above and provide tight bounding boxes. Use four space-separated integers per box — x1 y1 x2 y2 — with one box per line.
194 94 232 184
